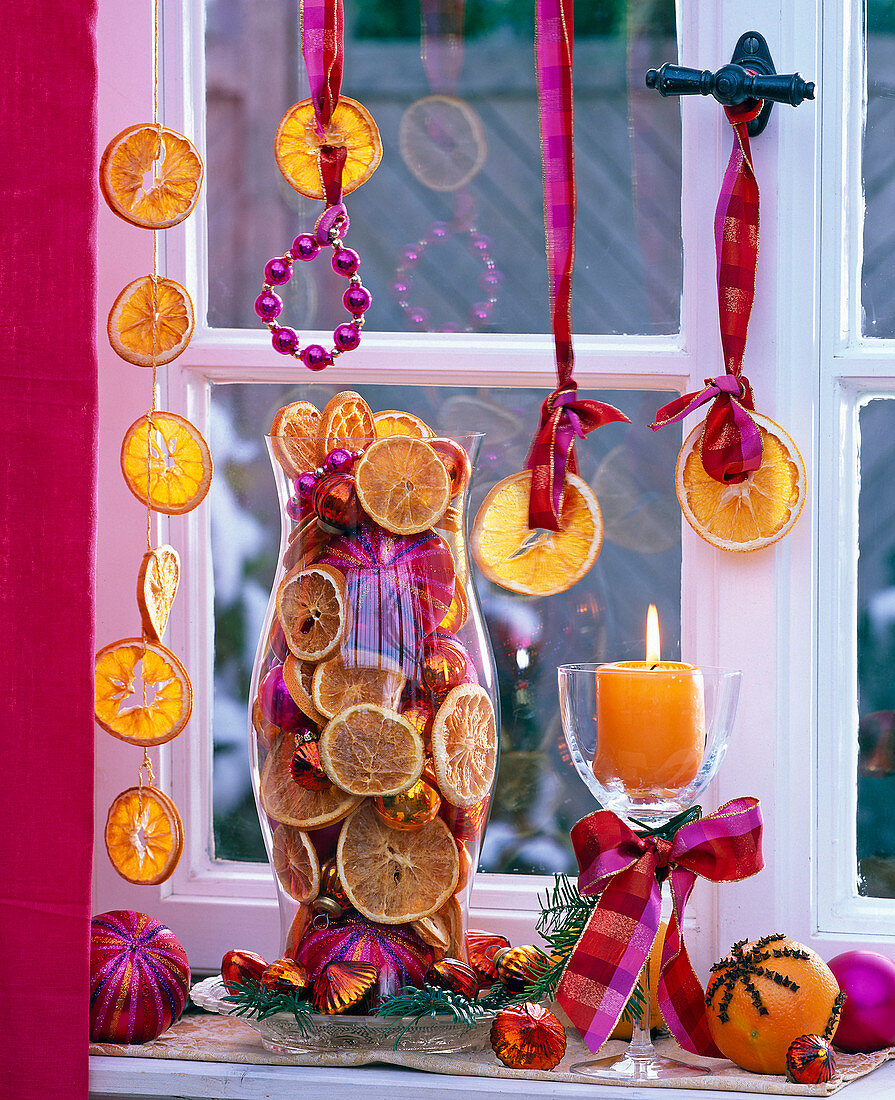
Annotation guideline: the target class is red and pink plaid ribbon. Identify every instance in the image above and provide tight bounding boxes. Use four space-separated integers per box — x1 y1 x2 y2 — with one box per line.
651 101 764 484
556 797 764 1055
526 0 628 531
301 0 346 205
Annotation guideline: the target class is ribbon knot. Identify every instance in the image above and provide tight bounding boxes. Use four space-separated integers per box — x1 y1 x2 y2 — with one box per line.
556 797 763 1056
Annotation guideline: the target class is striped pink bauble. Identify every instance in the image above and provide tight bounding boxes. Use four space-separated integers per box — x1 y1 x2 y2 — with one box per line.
89 910 190 1043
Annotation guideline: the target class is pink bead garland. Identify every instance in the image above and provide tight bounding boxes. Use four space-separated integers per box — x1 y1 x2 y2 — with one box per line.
257 203 372 370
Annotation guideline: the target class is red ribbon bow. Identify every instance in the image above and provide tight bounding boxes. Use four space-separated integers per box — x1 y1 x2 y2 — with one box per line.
302 0 346 205
556 797 764 1056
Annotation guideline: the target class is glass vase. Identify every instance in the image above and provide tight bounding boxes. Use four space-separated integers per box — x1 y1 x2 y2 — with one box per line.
248 430 497 1005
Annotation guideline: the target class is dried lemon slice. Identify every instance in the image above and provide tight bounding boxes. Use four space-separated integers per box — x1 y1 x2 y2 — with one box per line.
107 276 194 367
94 638 192 747
276 563 346 662
271 825 321 903
270 401 323 479
337 802 459 923
319 704 424 797
100 124 204 229
355 437 451 535
471 470 602 596
275 97 382 200
137 545 179 643
120 412 212 515
104 785 183 885
675 413 806 552
431 684 497 808
312 655 405 720
260 731 361 829
321 391 376 454
373 410 434 440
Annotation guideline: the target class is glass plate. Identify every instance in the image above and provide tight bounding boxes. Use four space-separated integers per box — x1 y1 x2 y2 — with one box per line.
190 975 494 1055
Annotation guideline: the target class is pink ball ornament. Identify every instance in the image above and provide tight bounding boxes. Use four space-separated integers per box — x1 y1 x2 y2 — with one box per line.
90 911 190 1043
828 951 895 1052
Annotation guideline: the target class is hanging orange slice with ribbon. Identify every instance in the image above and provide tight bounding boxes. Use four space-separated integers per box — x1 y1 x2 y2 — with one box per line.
275 97 381 200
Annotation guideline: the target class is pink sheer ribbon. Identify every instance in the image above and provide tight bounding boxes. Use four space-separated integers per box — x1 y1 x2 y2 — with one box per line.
302 0 347 205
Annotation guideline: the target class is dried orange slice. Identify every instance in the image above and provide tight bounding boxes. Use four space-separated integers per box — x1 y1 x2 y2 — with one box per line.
282 653 325 726
100 123 204 229
355 437 451 535
276 563 346 662
312 655 405 720
319 704 424 797
470 470 602 596
431 684 497 808
412 912 451 955
107 276 195 368
275 97 382 200
321 391 376 454
137 545 179 643
104 785 183 885
439 574 469 632
271 825 321 903
121 412 212 515
283 516 332 574
399 95 487 193
373 410 434 440
95 638 192 747
337 802 459 923
260 731 361 829
270 402 323 479
675 413 806 552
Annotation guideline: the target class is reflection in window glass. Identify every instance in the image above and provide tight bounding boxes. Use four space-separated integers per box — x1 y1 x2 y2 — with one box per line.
209 383 683 872
857 398 895 896
205 0 681 335
863 3 895 336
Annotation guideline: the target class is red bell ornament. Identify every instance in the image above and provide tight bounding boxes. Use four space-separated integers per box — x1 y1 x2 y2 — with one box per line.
493 945 550 992
420 631 476 700
314 857 349 915
221 948 268 993
373 777 441 830
261 957 310 995
425 957 480 999
313 960 379 1014
313 472 362 534
786 1034 838 1084
466 929 510 986
290 736 330 791
490 1002 567 1070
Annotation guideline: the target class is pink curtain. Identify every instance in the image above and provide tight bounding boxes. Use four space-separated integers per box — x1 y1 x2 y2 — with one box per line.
0 3 97 1098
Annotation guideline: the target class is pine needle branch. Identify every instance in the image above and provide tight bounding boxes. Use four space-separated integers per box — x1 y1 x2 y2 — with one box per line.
373 983 489 1049
221 978 315 1034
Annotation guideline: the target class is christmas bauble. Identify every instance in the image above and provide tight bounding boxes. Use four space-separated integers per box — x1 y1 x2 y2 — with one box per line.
428 437 472 497
313 960 378 1014
261 957 310 994
373 777 441 830
313 473 362 534
828 951 895 1052
315 858 349 911
259 664 314 733
493 945 550 992
786 1034 838 1084
425 957 480 999
290 737 331 790
90 911 190 1044
490 1002 566 1070
420 631 477 699
221 949 267 993
465 929 509 986
295 911 434 1005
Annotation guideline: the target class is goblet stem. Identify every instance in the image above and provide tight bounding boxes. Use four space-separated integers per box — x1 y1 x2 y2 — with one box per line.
627 961 656 1067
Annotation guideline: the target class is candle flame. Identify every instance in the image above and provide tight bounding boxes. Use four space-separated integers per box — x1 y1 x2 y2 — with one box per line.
646 604 660 664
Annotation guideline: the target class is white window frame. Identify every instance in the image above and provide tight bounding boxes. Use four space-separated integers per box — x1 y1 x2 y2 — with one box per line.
94 0 895 977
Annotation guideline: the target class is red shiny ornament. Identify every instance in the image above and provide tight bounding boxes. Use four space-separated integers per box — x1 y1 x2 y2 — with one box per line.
429 437 472 498
402 700 434 746
490 1002 566 1070
493 945 550 992
420 631 477 700
442 795 490 844
425 957 480 999
316 857 349 909
786 1034 838 1084
373 777 441 830
465 929 510 986
221 948 268 993
261 957 310 995
313 472 362 534
290 737 330 790
313 960 379 1014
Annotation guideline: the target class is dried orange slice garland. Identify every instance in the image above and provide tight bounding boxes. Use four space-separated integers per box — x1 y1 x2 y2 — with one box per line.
96 0 208 885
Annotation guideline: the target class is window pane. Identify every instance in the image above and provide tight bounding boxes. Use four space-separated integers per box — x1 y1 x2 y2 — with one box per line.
205 0 681 335
857 398 895 897
862 4 895 336
210 382 683 872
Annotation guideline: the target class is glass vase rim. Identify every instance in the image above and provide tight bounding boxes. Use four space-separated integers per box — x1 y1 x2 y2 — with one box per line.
557 661 742 677
264 430 486 441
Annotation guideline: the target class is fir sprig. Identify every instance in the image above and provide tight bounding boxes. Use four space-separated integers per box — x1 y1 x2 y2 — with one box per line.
373 983 490 1049
221 977 316 1034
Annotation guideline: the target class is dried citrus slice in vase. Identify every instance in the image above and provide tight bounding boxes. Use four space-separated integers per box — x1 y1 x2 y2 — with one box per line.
260 731 361 829
100 123 204 229
270 401 323 479
355 436 451 534
275 97 382 200
94 638 192 746
276 563 346 661
104 785 183 885
107 276 194 367
311 655 405 720
319 704 424 797
336 801 459 923
431 684 497 808
137 545 179 643
282 653 325 726
373 410 434 440
471 470 602 596
120 412 212 515
321 391 376 454
675 412 806 552
271 824 321 903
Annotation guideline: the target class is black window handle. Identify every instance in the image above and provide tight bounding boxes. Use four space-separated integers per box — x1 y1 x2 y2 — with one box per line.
645 32 815 137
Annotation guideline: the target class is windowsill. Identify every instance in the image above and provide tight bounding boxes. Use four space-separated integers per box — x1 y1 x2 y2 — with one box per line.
89 1055 895 1099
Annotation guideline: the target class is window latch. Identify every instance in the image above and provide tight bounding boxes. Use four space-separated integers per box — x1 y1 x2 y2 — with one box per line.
645 31 815 137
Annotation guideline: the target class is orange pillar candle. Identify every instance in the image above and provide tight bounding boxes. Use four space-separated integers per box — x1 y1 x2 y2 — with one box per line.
592 606 706 793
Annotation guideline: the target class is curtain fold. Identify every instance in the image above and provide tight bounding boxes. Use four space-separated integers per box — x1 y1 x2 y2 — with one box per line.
0 3 98 1098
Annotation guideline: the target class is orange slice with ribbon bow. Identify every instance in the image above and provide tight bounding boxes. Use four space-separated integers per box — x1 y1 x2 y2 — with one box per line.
275 97 382 200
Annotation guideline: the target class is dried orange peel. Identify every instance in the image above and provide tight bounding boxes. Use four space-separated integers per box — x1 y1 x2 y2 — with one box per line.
276 563 347 662
94 638 192 747
275 97 381 200
321 391 376 454
270 401 323 479
355 436 451 535
104 785 184 885
319 704 424 797
137 545 179 643
271 824 321 903
373 410 434 440
107 276 194 367
120 411 212 515
431 684 497 808
311 655 405 720
100 123 204 229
